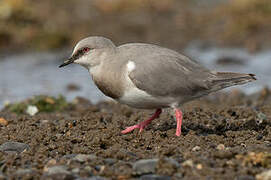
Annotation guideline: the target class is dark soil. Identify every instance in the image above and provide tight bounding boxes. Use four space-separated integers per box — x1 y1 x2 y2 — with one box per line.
1 88 271 179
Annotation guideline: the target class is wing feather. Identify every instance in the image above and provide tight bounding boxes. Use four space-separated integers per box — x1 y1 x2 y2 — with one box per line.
128 54 212 98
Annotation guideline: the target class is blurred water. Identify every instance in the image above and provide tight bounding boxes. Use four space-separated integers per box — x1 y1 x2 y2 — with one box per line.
0 46 270 108
0 51 106 108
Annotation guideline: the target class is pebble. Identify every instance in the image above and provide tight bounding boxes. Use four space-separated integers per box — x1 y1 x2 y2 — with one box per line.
44 165 71 175
163 158 180 168
15 169 35 176
0 141 29 153
74 154 97 162
196 164 203 170
181 159 193 168
256 169 271 180
192 146 201 152
44 159 57 169
0 118 8 126
213 151 234 159
104 158 117 165
237 175 255 180
140 174 171 180
76 176 109 180
216 144 225 150
26 105 38 116
133 159 158 175
71 168 80 174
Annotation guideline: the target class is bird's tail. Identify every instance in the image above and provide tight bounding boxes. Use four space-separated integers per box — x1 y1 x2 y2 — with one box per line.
210 72 256 92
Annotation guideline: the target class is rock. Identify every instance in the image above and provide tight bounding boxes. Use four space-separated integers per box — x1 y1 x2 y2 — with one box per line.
0 142 29 153
76 176 108 180
42 173 75 180
44 166 71 175
216 144 225 150
196 164 203 170
104 158 117 165
161 158 180 168
44 159 57 170
0 118 8 126
26 105 38 116
15 169 35 175
74 154 97 162
181 159 193 167
133 159 158 175
62 154 77 159
213 151 234 159
237 175 255 180
71 168 80 174
156 158 180 176
256 170 271 180
192 146 201 151
140 174 171 180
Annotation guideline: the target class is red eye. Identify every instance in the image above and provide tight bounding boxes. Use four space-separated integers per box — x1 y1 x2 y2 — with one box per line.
83 47 90 53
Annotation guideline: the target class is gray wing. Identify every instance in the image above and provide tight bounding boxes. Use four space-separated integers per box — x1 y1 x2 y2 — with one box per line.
128 54 214 98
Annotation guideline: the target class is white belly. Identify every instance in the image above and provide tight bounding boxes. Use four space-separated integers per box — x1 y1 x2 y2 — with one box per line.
118 82 176 109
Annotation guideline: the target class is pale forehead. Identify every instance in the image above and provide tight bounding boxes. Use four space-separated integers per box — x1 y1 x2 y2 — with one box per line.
72 36 115 54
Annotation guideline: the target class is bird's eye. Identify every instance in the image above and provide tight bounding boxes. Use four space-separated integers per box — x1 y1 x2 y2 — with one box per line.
82 47 90 53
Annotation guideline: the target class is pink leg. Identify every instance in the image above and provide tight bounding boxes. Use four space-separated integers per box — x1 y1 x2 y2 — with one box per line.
175 109 183 136
121 109 162 134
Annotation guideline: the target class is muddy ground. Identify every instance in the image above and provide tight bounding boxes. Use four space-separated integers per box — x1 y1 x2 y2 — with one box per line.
0 88 271 179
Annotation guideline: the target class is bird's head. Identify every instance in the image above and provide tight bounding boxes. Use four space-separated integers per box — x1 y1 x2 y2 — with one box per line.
59 36 116 69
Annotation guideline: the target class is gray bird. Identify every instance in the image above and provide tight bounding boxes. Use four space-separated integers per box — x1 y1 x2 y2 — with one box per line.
59 36 256 136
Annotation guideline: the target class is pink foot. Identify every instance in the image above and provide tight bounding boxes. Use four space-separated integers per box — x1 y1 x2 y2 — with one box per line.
175 109 183 136
121 109 162 134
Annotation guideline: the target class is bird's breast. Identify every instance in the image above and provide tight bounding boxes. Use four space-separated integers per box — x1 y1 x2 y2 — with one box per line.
92 72 124 99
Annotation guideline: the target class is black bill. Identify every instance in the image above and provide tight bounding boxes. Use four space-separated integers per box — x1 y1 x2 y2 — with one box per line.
59 57 75 68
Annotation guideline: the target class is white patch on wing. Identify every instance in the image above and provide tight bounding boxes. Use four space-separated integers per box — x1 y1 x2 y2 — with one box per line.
127 61 136 72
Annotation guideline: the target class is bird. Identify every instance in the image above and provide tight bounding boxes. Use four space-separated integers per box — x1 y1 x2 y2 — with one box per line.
59 36 256 136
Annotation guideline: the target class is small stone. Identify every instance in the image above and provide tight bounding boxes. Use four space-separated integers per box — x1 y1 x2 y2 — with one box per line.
241 143 247 148
41 120 49 124
181 159 193 167
196 164 203 170
192 146 201 152
213 151 234 159
0 141 29 153
156 158 180 175
83 176 109 180
15 169 35 176
26 105 38 116
133 159 158 175
237 175 255 180
256 169 271 180
44 159 57 170
216 144 225 150
62 154 77 159
44 165 70 175
0 118 8 126
74 154 97 162
71 168 80 174
140 174 171 180
104 158 117 165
